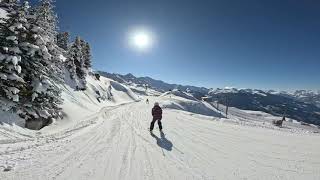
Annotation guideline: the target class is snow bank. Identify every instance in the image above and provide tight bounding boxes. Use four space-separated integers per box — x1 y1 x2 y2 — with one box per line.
109 81 139 103
159 91 222 117
129 85 162 96
56 75 139 128
0 74 140 138
160 89 198 101
0 110 24 127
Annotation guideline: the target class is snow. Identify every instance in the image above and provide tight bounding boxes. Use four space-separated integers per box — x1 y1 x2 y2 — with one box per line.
58 54 67 62
1 75 320 180
160 91 222 117
6 36 17 41
0 73 7 80
0 8 8 23
161 89 198 101
0 95 320 179
128 84 162 96
7 73 24 82
0 110 26 129
15 65 21 73
0 53 5 61
39 110 51 119
11 95 19 102
8 87 20 95
252 90 267 96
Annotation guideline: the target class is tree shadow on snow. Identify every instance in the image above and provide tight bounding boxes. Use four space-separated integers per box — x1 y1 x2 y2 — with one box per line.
150 131 173 151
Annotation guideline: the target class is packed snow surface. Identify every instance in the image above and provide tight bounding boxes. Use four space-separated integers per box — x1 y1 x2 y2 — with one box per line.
1 95 320 179
1 76 320 180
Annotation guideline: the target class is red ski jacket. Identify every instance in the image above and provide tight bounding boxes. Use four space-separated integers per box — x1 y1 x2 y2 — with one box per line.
152 105 162 120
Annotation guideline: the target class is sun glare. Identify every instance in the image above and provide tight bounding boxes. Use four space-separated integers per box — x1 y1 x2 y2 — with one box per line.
129 29 154 51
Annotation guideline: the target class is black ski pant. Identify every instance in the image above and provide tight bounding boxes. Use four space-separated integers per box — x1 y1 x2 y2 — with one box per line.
150 118 162 131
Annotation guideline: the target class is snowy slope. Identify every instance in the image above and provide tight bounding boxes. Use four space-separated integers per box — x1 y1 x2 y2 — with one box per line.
160 90 222 117
54 75 139 129
101 72 320 125
0 75 139 138
1 69 320 179
1 94 320 180
213 103 320 133
208 88 320 125
129 84 162 96
0 97 320 180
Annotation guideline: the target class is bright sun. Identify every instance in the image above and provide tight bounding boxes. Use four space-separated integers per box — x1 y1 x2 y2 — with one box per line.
129 29 154 51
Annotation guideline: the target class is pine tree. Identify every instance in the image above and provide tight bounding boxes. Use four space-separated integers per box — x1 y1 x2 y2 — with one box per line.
82 42 92 70
33 0 63 82
65 52 77 80
34 0 58 42
0 0 28 111
67 36 87 90
16 0 62 128
57 31 69 50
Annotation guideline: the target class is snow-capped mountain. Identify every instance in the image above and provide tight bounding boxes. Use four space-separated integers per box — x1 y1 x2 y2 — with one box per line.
266 90 320 108
291 90 320 108
99 72 320 126
208 88 320 125
97 71 209 98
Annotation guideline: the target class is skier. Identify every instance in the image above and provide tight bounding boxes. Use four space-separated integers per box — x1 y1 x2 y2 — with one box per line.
150 102 163 131
146 99 149 104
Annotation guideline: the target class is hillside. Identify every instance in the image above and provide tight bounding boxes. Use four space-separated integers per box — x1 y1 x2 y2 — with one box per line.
98 71 209 95
1 85 320 179
98 72 320 126
208 88 320 126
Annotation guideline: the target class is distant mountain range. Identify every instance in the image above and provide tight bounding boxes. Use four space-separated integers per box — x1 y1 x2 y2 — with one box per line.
207 88 320 125
98 71 320 125
97 71 209 94
209 88 320 108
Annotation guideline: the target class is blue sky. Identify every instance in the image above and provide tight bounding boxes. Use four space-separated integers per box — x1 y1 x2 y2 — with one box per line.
37 0 320 90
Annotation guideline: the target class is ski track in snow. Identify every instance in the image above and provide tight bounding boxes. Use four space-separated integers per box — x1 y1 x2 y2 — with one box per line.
1 97 320 180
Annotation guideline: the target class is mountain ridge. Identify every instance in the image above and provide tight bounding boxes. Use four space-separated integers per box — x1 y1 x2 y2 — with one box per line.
98 71 320 125
97 71 210 94
98 71 319 97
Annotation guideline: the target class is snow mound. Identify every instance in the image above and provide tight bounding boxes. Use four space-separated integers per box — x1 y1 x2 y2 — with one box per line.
0 110 24 127
60 75 139 124
129 85 162 96
109 81 139 103
160 89 198 101
159 91 222 117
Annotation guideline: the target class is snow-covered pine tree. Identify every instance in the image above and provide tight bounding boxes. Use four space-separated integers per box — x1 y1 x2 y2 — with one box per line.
66 37 79 81
33 0 64 83
0 0 28 111
33 0 57 42
17 0 62 129
82 41 92 70
57 31 69 50
65 50 77 80
67 36 87 90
